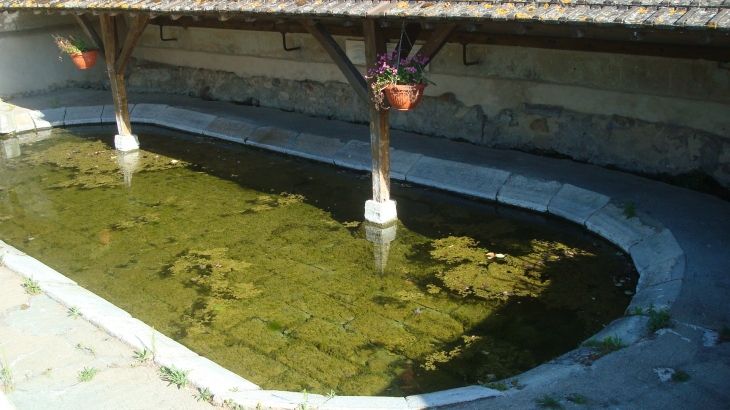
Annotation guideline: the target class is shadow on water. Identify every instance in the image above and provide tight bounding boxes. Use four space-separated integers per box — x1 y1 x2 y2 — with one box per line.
0 125 638 396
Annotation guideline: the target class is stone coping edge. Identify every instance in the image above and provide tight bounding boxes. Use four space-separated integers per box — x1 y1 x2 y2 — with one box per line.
1 103 688 408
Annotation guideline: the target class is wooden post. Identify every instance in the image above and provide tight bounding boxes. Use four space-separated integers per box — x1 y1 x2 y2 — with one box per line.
363 19 390 205
99 13 148 151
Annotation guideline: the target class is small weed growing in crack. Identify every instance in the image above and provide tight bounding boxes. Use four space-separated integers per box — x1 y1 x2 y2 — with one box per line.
229 386 239 392
23 277 41 295
583 335 625 358
646 304 673 331
718 327 730 343
134 348 152 363
509 378 525 389
536 394 564 409
672 370 691 382
566 393 588 404
67 306 82 319
75 342 96 356
325 389 337 399
159 365 191 389
297 389 309 410
41 368 53 376
622 201 636 219
77 367 97 382
0 348 14 393
193 387 212 402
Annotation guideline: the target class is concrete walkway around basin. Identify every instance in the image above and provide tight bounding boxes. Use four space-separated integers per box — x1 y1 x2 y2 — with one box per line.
1 88 729 409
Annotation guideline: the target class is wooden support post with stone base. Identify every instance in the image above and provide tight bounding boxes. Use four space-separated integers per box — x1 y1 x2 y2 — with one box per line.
97 13 148 152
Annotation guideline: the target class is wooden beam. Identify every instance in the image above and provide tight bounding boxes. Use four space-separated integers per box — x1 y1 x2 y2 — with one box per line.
301 20 368 104
100 14 132 137
364 18 391 204
74 15 105 60
417 23 458 67
115 14 149 73
152 17 730 62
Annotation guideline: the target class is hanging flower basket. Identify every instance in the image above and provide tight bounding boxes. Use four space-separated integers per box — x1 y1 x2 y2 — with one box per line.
70 50 99 70
384 83 428 111
366 49 433 111
53 34 99 70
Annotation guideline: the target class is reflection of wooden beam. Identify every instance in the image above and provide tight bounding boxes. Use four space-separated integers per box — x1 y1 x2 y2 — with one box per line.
115 14 148 73
417 23 457 66
301 20 368 104
364 18 390 204
75 15 105 60
100 14 132 136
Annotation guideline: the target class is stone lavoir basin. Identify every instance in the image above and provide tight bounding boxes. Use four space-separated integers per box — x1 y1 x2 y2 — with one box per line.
0 126 637 397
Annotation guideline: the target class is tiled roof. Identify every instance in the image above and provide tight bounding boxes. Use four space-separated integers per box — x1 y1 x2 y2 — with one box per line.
1 0 729 30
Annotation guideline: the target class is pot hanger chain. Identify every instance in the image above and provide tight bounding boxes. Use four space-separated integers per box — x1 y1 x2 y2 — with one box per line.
395 21 415 70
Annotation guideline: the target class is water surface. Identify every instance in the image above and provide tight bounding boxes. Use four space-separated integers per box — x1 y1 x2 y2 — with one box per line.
0 127 637 396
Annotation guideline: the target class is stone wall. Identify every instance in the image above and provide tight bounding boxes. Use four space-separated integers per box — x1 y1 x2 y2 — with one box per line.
0 12 106 98
127 24 730 189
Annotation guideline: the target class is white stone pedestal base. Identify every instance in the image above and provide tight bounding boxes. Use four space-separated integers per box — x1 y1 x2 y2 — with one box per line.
0 107 16 134
364 200 397 225
114 134 140 152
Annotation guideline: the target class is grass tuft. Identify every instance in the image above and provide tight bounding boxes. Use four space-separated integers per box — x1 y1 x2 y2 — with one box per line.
67 306 82 319
159 364 191 389
646 305 673 331
23 277 41 295
193 387 213 402
536 394 564 409
77 366 97 382
672 369 691 382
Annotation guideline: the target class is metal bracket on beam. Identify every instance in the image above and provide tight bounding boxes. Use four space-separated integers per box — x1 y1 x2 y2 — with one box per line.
462 43 478 66
281 32 301 52
160 24 178 42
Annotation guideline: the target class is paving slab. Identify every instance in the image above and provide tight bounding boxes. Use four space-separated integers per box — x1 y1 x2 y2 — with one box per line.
29 108 66 129
333 140 422 180
405 386 501 409
247 126 299 153
64 105 103 125
153 107 217 134
12 112 35 134
101 104 135 123
630 229 685 273
496 174 562 212
320 396 409 410
129 103 168 124
202 117 258 143
285 133 344 164
547 183 611 224
406 157 511 200
585 203 660 252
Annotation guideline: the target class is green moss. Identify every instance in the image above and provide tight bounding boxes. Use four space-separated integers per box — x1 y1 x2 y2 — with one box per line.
0 129 636 397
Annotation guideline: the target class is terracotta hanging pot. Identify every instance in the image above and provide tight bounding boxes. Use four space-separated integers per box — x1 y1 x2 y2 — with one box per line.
70 50 98 70
383 83 427 111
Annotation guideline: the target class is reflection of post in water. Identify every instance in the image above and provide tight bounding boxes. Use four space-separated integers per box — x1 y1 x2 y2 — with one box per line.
116 150 140 187
0 137 21 166
365 221 397 274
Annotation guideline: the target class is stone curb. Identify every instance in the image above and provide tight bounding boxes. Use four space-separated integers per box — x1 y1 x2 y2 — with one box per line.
0 102 690 408
13 112 36 134
102 104 135 123
496 175 562 212
548 184 610 225
585 315 651 346
585 203 660 252
0 390 16 410
64 105 103 126
406 156 512 201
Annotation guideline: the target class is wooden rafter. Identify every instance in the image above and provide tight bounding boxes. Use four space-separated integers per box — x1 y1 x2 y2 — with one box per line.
116 15 149 73
417 23 458 67
301 20 368 105
74 14 106 60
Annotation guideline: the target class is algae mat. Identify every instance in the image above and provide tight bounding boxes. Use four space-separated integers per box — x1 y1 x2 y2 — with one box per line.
0 127 637 396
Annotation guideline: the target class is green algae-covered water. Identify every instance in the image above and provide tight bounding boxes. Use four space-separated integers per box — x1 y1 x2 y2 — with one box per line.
0 127 637 396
